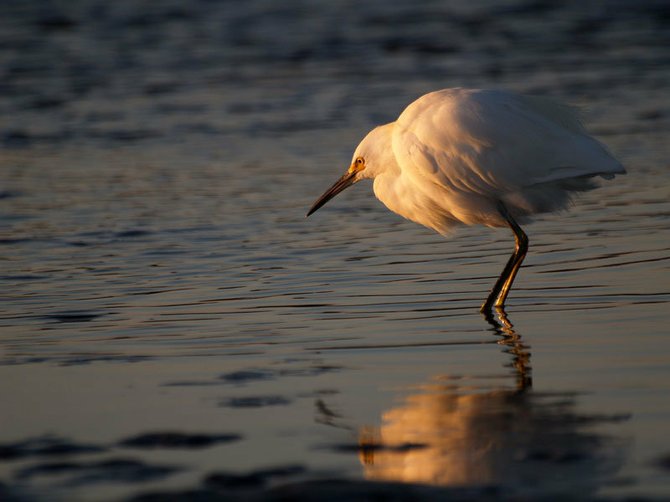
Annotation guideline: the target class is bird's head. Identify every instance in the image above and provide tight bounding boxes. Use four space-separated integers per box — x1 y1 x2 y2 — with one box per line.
306 124 393 217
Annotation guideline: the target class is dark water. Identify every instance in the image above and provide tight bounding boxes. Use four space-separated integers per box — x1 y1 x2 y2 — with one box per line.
1 1 669 500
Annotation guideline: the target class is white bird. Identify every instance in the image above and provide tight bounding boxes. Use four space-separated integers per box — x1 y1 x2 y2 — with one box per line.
307 88 625 313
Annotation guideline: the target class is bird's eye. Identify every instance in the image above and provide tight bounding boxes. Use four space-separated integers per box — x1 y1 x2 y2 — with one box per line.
356 157 364 166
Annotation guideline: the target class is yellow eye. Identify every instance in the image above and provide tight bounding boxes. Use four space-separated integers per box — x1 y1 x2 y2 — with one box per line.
348 157 366 175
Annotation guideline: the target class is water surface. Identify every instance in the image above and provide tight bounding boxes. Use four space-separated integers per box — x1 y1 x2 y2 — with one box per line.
1 1 669 500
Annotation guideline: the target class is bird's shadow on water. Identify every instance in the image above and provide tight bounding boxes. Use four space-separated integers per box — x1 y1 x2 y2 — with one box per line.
318 309 632 499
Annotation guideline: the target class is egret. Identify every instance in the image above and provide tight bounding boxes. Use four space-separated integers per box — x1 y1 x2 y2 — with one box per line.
306 88 625 313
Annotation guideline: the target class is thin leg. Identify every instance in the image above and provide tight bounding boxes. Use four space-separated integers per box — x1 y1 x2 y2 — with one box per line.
495 202 528 308
480 201 529 313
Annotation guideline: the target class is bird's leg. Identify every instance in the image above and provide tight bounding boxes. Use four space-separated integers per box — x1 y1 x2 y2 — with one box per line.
496 202 528 308
480 247 519 313
480 201 529 313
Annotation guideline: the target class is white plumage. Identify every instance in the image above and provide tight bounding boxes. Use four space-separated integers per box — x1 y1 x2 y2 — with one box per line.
307 88 625 312
360 88 623 233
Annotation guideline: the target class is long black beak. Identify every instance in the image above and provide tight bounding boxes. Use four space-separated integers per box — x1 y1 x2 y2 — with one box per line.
306 170 357 217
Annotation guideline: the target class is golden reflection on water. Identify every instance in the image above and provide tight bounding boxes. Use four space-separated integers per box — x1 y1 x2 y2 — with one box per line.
356 311 626 495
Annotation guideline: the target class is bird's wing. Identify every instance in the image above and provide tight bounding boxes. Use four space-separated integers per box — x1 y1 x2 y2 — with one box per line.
392 89 624 198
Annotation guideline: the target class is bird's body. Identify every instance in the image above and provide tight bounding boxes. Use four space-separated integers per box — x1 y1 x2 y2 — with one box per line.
307 88 624 313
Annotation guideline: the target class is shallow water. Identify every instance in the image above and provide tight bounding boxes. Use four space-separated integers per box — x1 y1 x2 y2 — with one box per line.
1 1 669 500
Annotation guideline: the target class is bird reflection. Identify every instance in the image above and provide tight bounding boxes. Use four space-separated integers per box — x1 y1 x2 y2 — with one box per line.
319 309 629 497
484 308 532 391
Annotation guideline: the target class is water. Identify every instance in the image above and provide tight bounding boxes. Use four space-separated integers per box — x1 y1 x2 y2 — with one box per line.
1 1 669 500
